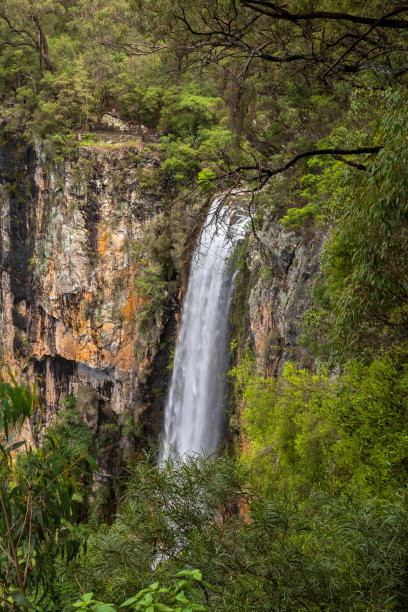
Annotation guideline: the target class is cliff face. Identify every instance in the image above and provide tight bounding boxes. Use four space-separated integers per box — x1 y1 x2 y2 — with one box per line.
0 136 180 454
234 217 323 376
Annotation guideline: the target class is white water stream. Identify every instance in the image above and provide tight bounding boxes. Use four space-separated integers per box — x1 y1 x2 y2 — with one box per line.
161 197 247 460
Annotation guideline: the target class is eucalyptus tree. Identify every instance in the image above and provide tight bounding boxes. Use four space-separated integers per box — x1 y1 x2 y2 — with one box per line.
0 0 67 75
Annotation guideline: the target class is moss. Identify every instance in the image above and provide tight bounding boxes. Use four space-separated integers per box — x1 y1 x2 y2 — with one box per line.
262 329 284 364
46 403 94 461
75 384 99 428
79 140 143 149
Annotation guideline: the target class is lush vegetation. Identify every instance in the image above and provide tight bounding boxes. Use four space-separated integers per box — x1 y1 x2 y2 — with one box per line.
1 0 408 610
231 352 408 495
41 456 408 611
0 376 94 610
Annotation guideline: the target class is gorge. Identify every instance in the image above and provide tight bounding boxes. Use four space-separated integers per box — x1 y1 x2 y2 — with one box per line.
0 136 318 467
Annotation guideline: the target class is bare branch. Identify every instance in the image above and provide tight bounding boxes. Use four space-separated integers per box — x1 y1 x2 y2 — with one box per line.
331 154 367 171
206 146 382 188
241 2 408 29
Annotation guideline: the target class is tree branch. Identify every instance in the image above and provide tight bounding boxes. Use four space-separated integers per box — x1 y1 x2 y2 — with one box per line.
241 2 408 29
209 146 382 188
0 41 37 50
331 154 367 171
322 9 401 78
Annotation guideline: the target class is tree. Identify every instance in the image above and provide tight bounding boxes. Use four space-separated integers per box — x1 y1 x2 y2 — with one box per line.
173 0 408 80
0 0 63 76
71 454 408 611
0 374 92 610
295 89 408 357
108 1 404 193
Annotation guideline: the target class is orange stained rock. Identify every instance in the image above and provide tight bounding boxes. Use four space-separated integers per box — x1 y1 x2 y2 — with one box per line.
77 342 99 364
98 231 108 256
34 316 49 359
120 290 149 323
100 349 111 363
115 342 137 371
56 326 81 361
251 303 276 365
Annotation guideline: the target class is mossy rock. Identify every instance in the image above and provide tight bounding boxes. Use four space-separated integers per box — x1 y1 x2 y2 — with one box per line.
75 384 99 429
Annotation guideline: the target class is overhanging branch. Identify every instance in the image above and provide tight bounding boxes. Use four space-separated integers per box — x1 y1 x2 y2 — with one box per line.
209 146 382 188
241 2 408 29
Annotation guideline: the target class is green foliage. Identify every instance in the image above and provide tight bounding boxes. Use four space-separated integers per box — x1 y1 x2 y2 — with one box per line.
159 87 222 137
158 119 232 188
46 402 94 461
231 354 333 491
135 264 168 313
68 454 408 611
279 200 319 229
131 213 177 333
0 375 93 610
166 349 175 372
74 570 208 611
291 90 408 358
1 2 408 610
231 351 408 495
323 90 408 356
0 374 35 442
197 169 216 193
80 133 97 145
278 105 382 232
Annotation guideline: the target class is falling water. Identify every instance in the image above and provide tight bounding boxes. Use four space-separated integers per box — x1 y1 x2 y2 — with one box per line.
161 197 247 460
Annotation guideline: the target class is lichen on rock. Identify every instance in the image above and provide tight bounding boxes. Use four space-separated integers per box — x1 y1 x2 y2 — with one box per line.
0 135 193 457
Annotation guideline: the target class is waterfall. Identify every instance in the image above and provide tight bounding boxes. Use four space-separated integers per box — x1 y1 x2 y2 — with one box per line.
161 197 247 460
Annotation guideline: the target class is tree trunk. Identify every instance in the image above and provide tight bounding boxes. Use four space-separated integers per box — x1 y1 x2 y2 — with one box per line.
35 17 53 72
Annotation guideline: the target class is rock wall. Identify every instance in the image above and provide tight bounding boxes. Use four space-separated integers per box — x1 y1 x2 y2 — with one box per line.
236 216 324 375
0 136 181 454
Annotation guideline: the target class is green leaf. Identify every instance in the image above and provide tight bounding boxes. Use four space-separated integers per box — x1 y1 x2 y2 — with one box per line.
8 440 26 452
36 509 45 532
4 433 15 450
81 593 94 604
120 595 138 607
175 592 189 604
10 590 36 610
85 455 99 472
148 582 159 590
